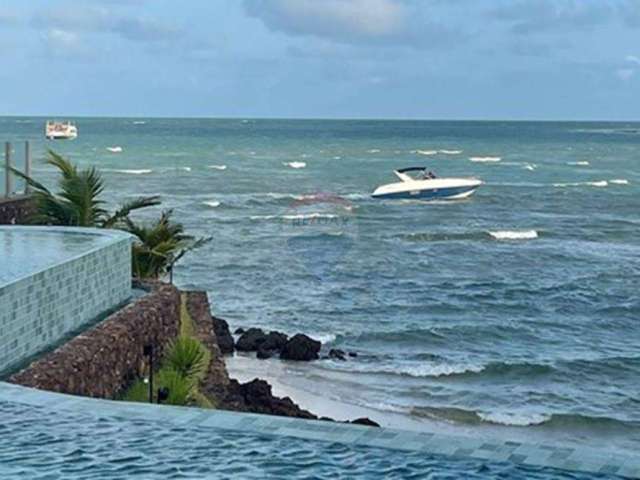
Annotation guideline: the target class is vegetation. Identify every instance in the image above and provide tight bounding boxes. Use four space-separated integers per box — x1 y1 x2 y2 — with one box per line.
13 149 210 280
121 294 215 408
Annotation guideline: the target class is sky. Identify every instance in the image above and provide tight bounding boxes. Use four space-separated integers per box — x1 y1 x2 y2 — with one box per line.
0 0 639 120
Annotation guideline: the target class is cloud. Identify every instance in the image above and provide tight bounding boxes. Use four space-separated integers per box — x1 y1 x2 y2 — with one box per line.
243 0 461 49
32 6 181 43
490 0 617 34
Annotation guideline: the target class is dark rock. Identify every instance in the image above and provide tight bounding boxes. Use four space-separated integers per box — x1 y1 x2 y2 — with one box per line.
280 334 321 361
222 379 317 420
256 347 273 360
348 352 358 358
262 331 288 351
236 328 267 352
329 348 347 361
234 327 245 335
212 316 235 354
350 417 380 427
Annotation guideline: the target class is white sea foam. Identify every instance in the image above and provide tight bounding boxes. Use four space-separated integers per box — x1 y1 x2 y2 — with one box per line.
470 156 501 163
333 156 342 160
310 333 337 344
208 165 227 170
413 149 438 156
523 163 536 171
367 149 381 153
488 230 538 240
567 161 590 166
104 169 152 175
202 201 220 208
181 167 192 172
132 121 146 125
283 161 307 169
478 411 550 427
553 181 608 188
439 149 463 155
610 179 629 185
250 213 338 221
106 146 123 153
325 361 485 378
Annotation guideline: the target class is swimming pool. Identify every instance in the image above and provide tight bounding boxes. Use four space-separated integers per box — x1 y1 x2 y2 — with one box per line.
0 382 630 479
0 226 132 373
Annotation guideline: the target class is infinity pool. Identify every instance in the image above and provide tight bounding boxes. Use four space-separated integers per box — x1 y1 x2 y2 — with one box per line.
0 226 131 373
0 398 619 480
0 228 112 287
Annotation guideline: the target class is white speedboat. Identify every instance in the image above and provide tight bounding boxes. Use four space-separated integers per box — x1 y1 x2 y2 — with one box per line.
45 120 78 140
372 167 481 200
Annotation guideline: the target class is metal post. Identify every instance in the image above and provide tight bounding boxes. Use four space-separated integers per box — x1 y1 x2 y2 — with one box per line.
4 142 11 198
24 141 31 194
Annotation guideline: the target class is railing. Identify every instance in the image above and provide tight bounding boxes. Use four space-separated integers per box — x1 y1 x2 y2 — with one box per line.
2 141 31 198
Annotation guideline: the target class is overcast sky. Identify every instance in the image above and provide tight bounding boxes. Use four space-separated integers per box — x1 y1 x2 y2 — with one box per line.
1 0 639 120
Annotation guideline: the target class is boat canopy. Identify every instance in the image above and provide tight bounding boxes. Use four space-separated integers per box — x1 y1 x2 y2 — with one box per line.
396 167 427 174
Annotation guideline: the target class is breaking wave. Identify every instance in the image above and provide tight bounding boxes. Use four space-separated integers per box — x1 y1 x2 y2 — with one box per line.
469 156 501 162
553 181 608 188
208 165 227 170
284 161 306 169
610 179 629 185
413 149 438 156
106 146 122 153
102 168 152 175
202 201 221 208
411 406 639 430
567 161 590 166
488 230 539 240
439 149 462 155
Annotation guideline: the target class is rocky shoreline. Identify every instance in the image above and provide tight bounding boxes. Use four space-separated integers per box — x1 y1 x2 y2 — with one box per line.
187 291 379 427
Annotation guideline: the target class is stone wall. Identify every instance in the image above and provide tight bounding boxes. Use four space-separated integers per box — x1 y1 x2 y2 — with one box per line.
184 290 231 401
0 196 35 225
10 284 181 398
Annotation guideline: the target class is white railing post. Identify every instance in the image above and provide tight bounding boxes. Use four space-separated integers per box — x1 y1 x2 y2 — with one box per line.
24 140 31 194
4 141 11 198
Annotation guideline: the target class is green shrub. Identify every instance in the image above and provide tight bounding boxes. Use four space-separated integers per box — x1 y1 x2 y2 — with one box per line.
166 336 208 382
156 368 194 406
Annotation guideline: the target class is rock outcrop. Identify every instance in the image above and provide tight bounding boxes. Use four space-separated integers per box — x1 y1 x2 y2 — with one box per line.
211 315 234 354
280 334 321 361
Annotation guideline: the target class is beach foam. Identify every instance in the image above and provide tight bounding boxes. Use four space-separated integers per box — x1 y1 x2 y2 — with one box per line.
284 161 307 169
488 230 538 240
470 156 501 163
478 412 551 427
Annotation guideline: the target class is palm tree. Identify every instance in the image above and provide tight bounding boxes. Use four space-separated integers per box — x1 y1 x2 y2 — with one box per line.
13 150 210 280
125 210 211 280
11 150 160 227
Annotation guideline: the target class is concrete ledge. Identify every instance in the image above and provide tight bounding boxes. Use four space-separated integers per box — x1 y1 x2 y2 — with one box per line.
0 381 636 478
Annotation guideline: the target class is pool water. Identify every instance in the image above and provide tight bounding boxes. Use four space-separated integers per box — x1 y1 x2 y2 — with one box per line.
0 400 620 479
0 227 110 287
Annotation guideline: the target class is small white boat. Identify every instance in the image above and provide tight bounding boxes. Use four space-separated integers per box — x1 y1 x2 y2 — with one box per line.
45 120 78 140
372 167 482 200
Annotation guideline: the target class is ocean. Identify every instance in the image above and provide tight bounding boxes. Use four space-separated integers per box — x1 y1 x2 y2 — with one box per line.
2 117 639 454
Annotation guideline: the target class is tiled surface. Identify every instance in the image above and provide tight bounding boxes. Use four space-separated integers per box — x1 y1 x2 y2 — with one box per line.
0 227 132 373
0 381 636 478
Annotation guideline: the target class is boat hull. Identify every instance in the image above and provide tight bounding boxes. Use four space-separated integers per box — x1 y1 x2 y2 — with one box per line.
372 184 479 200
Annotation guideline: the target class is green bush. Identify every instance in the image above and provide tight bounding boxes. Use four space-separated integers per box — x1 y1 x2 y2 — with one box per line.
165 336 208 383
155 368 194 406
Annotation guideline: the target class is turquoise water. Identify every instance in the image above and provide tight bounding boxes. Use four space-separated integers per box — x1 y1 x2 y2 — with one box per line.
0 228 109 287
0 400 619 479
2 117 639 453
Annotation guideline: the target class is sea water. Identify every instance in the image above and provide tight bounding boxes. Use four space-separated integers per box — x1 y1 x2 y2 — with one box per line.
2 117 639 453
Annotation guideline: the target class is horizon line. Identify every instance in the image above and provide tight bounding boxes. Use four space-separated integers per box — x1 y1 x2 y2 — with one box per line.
1 114 639 123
